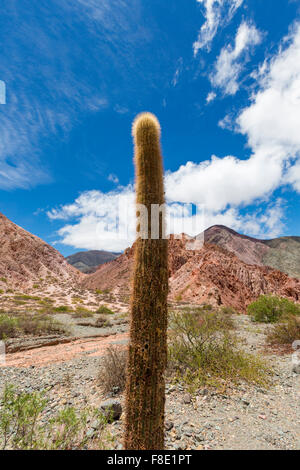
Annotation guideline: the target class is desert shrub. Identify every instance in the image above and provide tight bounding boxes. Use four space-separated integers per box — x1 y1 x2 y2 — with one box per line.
0 315 20 339
95 316 111 328
0 385 112 450
99 346 127 395
179 306 235 329
267 315 300 346
220 306 237 315
248 295 300 323
72 306 93 318
0 313 68 340
97 305 114 315
53 305 70 313
72 311 93 319
14 294 41 301
168 309 270 390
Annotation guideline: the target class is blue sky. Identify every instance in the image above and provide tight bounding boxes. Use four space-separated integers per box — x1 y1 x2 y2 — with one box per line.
0 0 300 255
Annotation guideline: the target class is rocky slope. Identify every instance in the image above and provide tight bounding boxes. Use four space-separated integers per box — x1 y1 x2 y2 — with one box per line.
66 250 120 273
82 234 300 312
0 212 81 289
202 225 300 279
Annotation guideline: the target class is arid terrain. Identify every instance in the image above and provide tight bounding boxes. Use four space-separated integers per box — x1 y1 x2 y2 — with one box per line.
0 213 299 450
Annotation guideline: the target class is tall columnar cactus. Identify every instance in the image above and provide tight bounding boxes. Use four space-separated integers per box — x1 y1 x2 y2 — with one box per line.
124 113 168 450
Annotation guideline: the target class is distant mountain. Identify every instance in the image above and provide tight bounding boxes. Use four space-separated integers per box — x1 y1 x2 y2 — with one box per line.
202 225 300 279
0 212 81 289
82 233 300 312
66 250 121 273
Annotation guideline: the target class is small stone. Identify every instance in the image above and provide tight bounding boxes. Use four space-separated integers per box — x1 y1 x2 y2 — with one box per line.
183 393 192 404
165 420 174 431
99 399 122 421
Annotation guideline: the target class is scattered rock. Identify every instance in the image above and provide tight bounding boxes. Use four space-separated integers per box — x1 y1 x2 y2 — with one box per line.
99 399 122 421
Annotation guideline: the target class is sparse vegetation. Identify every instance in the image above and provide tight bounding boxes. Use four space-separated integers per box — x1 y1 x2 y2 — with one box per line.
96 305 114 315
95 316 111 328
99 346 127 395
168 309 270 391
0 313 68 339
267 315 300 346
248 295 300 323
0 385 112 450
14 294 41 301
53 305 71 313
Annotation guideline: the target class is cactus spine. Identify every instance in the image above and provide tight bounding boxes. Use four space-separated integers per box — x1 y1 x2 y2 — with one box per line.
124 113 168 450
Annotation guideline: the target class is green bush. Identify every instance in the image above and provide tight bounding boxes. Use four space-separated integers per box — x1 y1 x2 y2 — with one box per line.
267 315 300 346
168 309 270 390
0 315 20 339
53 305 70 313
97 305 114 315
248 295 300 323
0 385 113 450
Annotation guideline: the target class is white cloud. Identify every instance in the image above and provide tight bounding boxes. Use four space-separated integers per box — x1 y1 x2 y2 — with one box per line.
165 151 282 211
237 23 300 155
206 91 216 103
48 184 285 251
108 173 119 184
48 188 136 252
211 21 262 95
193 0 244 54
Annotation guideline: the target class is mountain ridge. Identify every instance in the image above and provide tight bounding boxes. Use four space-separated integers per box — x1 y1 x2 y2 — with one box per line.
82 232 300 312
66 250 120 273
0 212 81 289
202 225 300 278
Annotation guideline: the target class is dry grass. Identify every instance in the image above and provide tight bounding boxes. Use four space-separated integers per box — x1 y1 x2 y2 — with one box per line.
0 312 69 339
99 346 127 395
267 315 300 346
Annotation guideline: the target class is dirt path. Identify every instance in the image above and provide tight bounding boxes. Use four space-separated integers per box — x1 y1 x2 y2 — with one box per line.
3 333 129 368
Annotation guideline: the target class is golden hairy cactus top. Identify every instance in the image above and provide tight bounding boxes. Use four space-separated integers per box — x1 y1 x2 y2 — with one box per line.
132 112 161 140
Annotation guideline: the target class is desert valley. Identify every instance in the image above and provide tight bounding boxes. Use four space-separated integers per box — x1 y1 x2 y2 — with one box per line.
0 211 299 450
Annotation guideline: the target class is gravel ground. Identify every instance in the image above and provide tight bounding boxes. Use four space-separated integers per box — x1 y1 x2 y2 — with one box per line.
0 314 299 450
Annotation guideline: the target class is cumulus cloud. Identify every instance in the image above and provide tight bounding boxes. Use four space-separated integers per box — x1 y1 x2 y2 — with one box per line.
48 186 285 250
48 188 135 252
211 21 262 95
237 24 300 155
165 151 282 211
193 0 244 54
206 91 216 103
